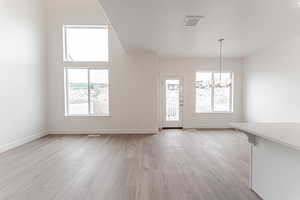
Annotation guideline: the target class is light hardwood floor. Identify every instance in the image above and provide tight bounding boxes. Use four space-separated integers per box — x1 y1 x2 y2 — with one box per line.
0 129 262 200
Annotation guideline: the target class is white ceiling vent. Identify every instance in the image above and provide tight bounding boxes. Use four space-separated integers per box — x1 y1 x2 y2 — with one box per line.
184 16 204 27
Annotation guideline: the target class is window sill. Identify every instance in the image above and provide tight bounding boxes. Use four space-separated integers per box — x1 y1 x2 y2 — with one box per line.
64 115 112 118
195 112 235 114
63 61 109 65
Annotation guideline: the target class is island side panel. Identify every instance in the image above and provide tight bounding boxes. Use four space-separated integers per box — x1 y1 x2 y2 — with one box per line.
252 137 300 200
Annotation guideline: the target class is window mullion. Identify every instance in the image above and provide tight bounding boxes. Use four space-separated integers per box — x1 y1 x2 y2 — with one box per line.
211 73 215 112
230 73 233 112
88 69 91 115
64 28 68 61
65 69 70 115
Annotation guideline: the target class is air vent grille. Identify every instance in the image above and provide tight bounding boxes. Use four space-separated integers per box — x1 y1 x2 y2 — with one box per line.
184 16 204 27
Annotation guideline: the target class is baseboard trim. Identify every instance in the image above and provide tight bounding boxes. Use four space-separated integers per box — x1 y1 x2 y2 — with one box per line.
0 132 47 154
184 124 233 129
47 129 159 135
194 128 234 131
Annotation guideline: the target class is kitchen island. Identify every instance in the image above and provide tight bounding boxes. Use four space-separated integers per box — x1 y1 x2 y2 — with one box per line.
231 123 300 200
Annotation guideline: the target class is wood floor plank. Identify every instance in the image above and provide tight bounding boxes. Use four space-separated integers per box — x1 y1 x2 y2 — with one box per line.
0 130 262 200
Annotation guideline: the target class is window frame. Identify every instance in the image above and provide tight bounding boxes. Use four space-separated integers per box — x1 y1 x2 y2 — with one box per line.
63 25 109 63
195 71 234 114
64 67 111 117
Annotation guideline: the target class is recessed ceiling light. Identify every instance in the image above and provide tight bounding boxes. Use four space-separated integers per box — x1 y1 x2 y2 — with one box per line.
298 1 300 6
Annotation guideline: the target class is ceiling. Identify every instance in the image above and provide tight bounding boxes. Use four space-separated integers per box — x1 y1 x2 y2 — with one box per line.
98 0 300 57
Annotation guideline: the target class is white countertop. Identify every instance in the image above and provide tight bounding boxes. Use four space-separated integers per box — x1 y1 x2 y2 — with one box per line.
230 122 300 151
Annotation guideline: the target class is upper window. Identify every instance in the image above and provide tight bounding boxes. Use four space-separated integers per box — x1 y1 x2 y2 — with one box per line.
64 68 109 116
196 72 233 113
63 25 108 62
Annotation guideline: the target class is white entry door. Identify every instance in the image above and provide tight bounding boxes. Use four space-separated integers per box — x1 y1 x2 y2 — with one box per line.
162 76 183 128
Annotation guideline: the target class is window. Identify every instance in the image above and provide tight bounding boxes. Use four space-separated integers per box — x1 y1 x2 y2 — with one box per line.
63 25 108 62
63 25 110 117
196 72 233 113
65 68 109 116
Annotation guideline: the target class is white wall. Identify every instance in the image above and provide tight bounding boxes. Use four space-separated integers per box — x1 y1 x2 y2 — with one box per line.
0 0 46 152
46 0 245 133
158 57 244 128
46 0 158 134
244 36 300 122
0 0 245 142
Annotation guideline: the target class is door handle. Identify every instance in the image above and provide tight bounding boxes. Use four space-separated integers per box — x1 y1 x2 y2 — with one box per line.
180 101 183 106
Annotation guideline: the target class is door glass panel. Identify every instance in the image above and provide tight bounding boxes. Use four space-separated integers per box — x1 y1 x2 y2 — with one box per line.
166 80 180 121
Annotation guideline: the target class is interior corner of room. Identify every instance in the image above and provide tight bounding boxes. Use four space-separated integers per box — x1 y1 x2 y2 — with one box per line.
1 0 300 199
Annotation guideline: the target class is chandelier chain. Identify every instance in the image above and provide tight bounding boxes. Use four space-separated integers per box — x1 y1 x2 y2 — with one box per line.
218 38 224 82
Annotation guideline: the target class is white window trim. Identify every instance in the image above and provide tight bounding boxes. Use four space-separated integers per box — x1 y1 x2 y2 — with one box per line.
64 67 111 117
195 71 234 114
63 25 109 63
